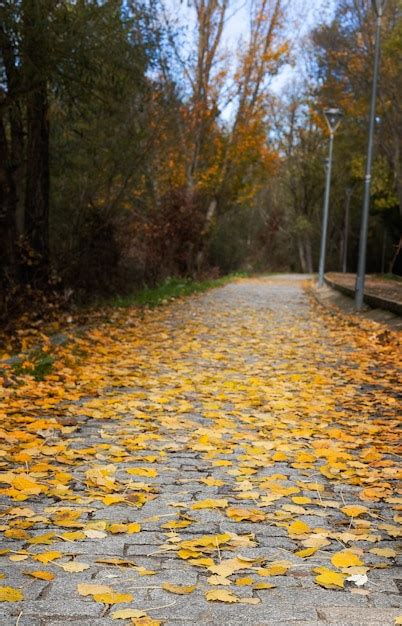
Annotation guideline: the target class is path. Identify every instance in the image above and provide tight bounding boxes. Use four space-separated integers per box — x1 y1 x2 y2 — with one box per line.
0 276 401 626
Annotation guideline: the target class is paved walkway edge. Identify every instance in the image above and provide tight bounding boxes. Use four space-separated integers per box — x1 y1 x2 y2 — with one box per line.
324 276 402 316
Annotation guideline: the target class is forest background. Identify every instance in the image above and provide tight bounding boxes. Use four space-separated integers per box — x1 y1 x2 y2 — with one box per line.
1 0 401 322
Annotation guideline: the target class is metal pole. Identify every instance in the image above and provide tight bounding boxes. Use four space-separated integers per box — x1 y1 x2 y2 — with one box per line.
318 132 334 287
355 11 383 309
342 187 353 273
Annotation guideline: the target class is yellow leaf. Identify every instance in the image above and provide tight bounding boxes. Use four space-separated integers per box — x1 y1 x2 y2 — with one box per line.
127 523 141 534
33 551 62 563
0 586 24 602
127 468 157 478
162 582 195 594
292 496 311 505
394 617 402 625
77 583 113 596
177 549 199 560
188 557 214 567
258 561 290 576
103 495 126 506
109 523 127 534
369 547 396 558
331 551 363 569
93 592 133 605
287 520 310 535
314 567 346 589
226 506 265 522
23 570 55 581
112 609 147 620
235 577 253 586
59 531 86 541
191 499 228 509
135 567 156 576
84 529 107 539
9 554 29 562
294 547 317 558
161 520 192 529
200 477 224 487
207 575 231 586
28 532 55 544
58 562 90 573
341 505 368 518
11 475 42 495
253 582 275 590
96 557 136 567
205 589 238 602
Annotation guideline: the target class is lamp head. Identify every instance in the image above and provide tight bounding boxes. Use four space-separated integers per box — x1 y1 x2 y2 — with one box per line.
324 107 343 134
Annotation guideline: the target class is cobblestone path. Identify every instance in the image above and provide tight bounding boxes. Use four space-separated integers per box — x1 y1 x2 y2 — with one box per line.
0 276 401 626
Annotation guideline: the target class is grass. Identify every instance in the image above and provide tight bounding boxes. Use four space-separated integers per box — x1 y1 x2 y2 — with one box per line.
372 273 402 282
11 349 54 381
110 274 247 309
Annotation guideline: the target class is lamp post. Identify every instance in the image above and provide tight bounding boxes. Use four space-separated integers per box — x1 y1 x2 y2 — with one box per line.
318 107 343 287
355 0 387 310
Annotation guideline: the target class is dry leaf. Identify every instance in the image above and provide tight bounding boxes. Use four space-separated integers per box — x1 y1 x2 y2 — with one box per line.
0 586 24 602
112 609 147 620
33 551 62 563
331 551 363 569
162 582 195 594
93 592 133 604
77 583 113 596
314 567 346 589
58 561 90 573
191 499 228 509
23 570 55 581
205 589 238 602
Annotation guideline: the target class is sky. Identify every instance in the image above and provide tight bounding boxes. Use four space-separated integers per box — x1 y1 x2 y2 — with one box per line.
164 0 336 95
223 0 336 93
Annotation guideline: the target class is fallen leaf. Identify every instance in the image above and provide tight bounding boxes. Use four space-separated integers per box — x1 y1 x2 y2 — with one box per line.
23 570 55 581
127 468 158 478
0 586 24 602
162 582 195 594
191 499 228 509
314 567 346 589
341 505 368 518
58 562 90 573
287 520 310 535
77 583 113 596
112 609 147 620
205 589 238 602
331 551 363 569
93 592 133 604
33 551 62 563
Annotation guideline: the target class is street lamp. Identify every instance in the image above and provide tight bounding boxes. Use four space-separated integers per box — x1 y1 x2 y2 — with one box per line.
318 107 343 287
355 0 387 309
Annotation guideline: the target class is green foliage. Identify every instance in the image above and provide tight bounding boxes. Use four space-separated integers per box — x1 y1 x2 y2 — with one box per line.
110 275 246 309
11 350 54 381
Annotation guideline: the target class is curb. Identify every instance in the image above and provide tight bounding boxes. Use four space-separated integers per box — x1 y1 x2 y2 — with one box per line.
324 277 402 317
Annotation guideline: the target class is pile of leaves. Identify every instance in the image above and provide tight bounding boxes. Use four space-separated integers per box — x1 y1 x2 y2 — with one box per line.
0 278 400 624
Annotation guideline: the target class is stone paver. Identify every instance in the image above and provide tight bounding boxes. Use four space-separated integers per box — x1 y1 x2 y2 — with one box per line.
0 276 400 625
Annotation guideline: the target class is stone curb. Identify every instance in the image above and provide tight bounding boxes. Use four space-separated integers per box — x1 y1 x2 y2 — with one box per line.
324 276 402 316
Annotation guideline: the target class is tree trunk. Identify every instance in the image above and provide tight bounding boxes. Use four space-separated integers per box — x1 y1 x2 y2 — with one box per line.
195 197 217 276
297 237 307 273
304 236 313 273
0 114 19 298
22 0 50 287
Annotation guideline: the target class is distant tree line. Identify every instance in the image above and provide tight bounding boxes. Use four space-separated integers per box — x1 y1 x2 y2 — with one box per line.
0 0 400 321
